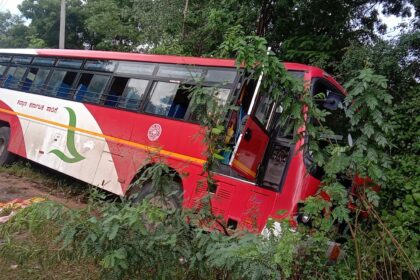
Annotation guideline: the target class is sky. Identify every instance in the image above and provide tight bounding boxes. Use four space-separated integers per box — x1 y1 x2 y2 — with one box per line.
0 0 23 15
0 0 414 40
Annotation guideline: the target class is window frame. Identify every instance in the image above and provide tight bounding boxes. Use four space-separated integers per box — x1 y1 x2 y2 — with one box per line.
73 70 112 104
44 68 80 99
3 65 29 90
116 78 151 111
138 64 239 120
21 67 50 93
0 63 10 85
0 53 242 124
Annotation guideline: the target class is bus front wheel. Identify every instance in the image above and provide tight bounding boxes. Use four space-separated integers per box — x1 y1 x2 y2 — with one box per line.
0 126 16 166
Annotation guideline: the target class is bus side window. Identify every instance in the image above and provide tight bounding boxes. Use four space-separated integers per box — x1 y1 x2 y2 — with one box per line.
74 73 109 103
46 70 78 98
145 81 193 119
28 68 50 94
168 86 190 119
145 82 180 117
119 78 149 111
317 91 348 144
188 87 230 122
22 68 39 92
312 80 349 145
0 65 7 84
104 77 129 107
4 66 27 90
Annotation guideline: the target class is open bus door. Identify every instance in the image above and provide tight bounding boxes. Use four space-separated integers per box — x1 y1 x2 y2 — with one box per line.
229 73 274 181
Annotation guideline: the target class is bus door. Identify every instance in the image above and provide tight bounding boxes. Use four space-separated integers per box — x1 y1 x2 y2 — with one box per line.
229 75 275 181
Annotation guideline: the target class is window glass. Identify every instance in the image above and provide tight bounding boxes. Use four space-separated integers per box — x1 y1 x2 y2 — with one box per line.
254 93 274 128
116 62 155 76
0 56 11 63
188 87 230 122
46 70 77 98
214 88 230 106
22 68 37 92
29 68 50 93
205 69 236 84
12 56 32 65
157 65 203 80
0 65 7 82
3 66 27 89
119 79 149 110
288 70 305 79
85 60 117 72
317 91 348 142
56 59 83 69
46 71 66 95
145 82 179 116
87 75 109 103
74 74 109 103
32 57 56 66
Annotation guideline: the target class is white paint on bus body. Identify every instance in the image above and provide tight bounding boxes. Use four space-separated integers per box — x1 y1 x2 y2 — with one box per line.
0 49 38 55
0 88 123 195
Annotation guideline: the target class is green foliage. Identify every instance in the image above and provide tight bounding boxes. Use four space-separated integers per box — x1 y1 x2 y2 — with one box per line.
337 38 419 277
83 0 141 51
0 0 418 278
219 25 418 279
0 11 30 48
344 69 394 182
0 196 312 280
18 0 88 48
381 86 420 270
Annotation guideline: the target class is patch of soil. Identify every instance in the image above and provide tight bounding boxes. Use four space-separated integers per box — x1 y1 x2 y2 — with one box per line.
0 172 85 209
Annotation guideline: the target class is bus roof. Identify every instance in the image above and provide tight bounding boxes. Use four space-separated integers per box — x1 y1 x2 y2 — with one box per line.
0 48 345 93
0 48 238 68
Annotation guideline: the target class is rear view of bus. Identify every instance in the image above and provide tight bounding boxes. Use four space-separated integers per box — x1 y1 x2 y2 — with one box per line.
0 49 347 233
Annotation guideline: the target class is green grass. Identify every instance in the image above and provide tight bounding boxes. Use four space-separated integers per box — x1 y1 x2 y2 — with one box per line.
0 163 98 279
0 234 100 280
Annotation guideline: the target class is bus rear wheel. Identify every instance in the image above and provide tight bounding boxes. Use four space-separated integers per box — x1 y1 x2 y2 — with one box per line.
0 126 16 166
128 180 183 210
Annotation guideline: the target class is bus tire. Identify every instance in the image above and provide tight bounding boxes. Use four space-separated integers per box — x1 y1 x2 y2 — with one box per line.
128 180 183 210
0 126 16 166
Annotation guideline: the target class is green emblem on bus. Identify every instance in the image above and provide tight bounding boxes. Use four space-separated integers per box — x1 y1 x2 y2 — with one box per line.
49 107 85 163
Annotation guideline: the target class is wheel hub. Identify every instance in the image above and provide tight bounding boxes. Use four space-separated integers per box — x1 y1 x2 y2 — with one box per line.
148 195 176 210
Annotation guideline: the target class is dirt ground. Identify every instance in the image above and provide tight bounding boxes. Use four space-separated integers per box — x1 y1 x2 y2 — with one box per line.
0 168 98 280
0 171 85 208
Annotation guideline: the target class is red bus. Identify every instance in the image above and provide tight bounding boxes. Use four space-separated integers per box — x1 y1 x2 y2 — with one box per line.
0 49 347 232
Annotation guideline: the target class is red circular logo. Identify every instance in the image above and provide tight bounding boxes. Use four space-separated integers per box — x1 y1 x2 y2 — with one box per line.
148 124 162 141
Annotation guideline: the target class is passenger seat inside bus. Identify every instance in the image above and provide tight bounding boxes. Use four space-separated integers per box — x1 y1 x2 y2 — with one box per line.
74 84 87 101
168 104 187 119
57 83 71 98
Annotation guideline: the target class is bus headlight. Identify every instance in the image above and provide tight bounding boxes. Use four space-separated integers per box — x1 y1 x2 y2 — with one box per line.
297 213 311 224
261 221 282 239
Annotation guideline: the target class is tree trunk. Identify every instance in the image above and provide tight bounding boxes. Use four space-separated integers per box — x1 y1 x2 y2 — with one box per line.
182 0 189 39
256 0 273 36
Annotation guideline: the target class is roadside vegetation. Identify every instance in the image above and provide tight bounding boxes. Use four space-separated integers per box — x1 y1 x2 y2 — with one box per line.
0 1 418 279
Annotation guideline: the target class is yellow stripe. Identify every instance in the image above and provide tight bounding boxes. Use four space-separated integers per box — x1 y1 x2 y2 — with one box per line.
0 108 206 166
232 159 256 178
